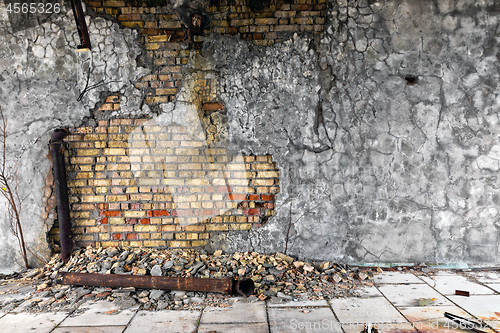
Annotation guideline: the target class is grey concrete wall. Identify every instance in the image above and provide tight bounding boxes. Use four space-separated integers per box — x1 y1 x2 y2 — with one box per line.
0 1 150 272
1 0 500 271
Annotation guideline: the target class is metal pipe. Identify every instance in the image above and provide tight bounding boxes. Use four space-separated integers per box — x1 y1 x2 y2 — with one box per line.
56 272 255 296
49 129 72 263
69 0 92 51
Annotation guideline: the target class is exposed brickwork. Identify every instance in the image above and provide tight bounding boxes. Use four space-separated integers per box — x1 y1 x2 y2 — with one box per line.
50 119 279 249
84 0 327 104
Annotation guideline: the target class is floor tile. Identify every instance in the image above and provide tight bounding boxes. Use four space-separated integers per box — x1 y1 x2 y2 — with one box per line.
0 312 68 333
354 285 384 298
124 310 200 333
420 274 495 295
52 326 127 333
329 297 407 324
398 306 472 322
200 301 267 323
0 283 35 305
199 322 268 333
268 307 341 333
463 271 500 283
58 300 138 327
267 299 329 307
411 317 492 333
447 295 500 321
378 284 453 307
373 272 423 284
484 283 500 293
341 323 417 333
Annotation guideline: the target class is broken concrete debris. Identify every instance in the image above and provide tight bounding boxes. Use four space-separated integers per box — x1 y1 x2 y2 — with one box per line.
0 247 378 313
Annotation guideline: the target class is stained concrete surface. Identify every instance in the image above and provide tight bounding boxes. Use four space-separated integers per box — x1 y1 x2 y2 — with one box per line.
1 270 499 333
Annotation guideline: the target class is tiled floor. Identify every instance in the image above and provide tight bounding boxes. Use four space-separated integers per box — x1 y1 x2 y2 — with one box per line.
1 269 499 333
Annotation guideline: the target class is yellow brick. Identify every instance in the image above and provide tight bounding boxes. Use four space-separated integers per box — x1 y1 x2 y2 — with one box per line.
227 179 250 186
121 21 145 28
130 194 153 201
95 141 107 148
99 234 110 241
192 240 208 246
167 240 191 247
73 219 95 226
107 164 131 171
134 225 158 232
151 233 162 239
206 224 228 231
81 195 105 202
96 187 107 194
184 225 205 232
69 188 93 195
123 211 147 218
185 178 209 186
186 233 198 240
138 178 160 186
162 179 184 185
70 157 94 164
175 195 197 202
110 226 133 232
107 195 128 202
76 149 100 156
129 241 143 247
161 224 181 232
110 217 125 224
144 240 166 247
150 218 162 224
139 233 150 240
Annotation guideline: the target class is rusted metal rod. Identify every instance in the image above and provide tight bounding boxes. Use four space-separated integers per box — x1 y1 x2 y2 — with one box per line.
69 0 92 50
49 129 72 263
56 272 255 296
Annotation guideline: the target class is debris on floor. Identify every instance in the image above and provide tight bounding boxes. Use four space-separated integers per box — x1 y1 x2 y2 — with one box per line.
0 247 379 313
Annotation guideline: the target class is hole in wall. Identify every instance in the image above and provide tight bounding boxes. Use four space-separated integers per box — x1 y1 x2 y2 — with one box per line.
404 75 418 85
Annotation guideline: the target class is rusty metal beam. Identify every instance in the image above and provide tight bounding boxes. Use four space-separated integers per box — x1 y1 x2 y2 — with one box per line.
56 272 255 296
49 129 72 263
69 0 91 50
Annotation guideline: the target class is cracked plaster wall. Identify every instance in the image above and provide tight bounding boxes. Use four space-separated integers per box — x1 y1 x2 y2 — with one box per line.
2 0 500 271
202 0 500 265
0 0 150 272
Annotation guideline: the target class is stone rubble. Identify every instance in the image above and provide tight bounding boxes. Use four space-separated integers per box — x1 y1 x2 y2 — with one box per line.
0 247 381 314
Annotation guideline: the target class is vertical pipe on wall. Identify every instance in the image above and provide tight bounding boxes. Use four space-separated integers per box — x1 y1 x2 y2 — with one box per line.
49 129 72 263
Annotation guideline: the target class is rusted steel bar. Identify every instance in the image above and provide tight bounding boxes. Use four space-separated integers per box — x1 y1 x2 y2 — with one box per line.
56 272 255 296
69 0 91 50
49 129 72 263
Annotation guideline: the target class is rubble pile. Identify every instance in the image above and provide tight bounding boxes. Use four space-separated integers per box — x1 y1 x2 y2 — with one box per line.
0 247 380 313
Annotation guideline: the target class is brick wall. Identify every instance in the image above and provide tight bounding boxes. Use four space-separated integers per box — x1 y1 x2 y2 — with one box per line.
47 118 279 249
84 0 327 105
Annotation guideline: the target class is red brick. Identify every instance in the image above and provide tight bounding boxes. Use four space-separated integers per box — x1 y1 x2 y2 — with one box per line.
103 210 122 217
111 233 123 240
140 218 150 224
243 209 261 216
201 102 224 111
262 194 275 201
249 194 260 201
126 233 137 240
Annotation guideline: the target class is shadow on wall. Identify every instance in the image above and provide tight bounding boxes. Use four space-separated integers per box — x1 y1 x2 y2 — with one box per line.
45 98 280 251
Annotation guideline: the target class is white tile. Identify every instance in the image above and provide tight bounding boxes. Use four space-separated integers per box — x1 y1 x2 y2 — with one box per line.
329 297 406 324
53 326 127 333
199 322 268 333
484 283 500 293
59 300 137 327
463 271 500 283
0 312 68 333
124 310 200 333
398 305 472 322
341 322 417 333
353 285 383 298
268 307 341 333
447 295 500 321
373 272 424 284
420 274 495 295
200 301 267 323
267 299 329 307
378 284 453 307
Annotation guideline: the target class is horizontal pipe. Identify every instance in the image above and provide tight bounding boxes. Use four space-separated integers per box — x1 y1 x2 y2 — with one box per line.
56 272 255 296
